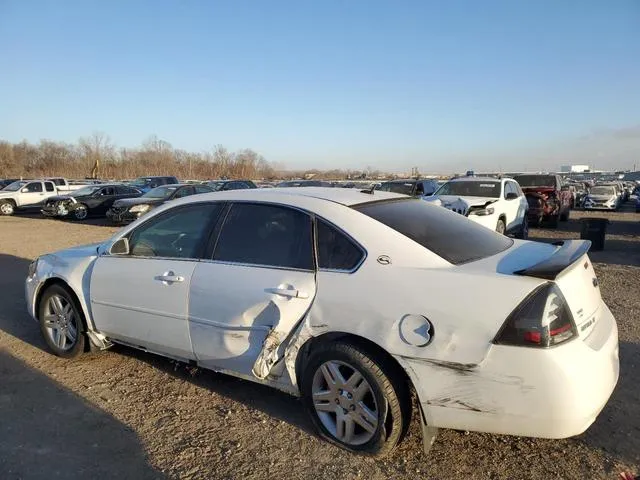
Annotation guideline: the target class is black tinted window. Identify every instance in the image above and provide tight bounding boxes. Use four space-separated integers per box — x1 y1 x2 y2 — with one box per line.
378 182 415 195
195 185 212 194
26 182 43 193
173 186 194 198
354 199 513 265
214 204 313 270
317 220 363 271
128 203 221 259
44 182 55 192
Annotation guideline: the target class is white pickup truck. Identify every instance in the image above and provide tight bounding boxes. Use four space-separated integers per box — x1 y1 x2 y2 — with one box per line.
45 177 94 193
0 180 61 215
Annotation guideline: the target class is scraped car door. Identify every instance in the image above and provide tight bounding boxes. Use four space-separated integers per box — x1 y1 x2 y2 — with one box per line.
189 202 316 377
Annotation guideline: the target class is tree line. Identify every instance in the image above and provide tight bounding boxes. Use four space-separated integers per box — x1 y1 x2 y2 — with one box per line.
0 133 276 180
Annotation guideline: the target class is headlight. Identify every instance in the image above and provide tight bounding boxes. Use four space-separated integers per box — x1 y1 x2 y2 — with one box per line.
470 207 494 216
129 204 151 214
28 258 39 278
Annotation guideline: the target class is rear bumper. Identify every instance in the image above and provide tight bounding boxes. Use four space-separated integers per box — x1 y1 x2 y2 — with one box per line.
402 301 619 438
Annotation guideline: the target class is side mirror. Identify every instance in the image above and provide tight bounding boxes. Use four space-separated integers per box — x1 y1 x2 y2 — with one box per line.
109 237 130 255
505 192 519 200
21 188 29 193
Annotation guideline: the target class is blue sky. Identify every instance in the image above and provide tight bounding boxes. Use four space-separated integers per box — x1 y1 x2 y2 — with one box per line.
1 0 639 172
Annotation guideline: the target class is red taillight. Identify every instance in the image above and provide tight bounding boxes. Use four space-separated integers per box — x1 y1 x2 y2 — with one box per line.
494 283 577 348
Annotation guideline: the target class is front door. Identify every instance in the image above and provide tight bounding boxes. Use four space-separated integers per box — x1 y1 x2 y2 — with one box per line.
19 182 48 207
90 202 222 359
189 203 316 377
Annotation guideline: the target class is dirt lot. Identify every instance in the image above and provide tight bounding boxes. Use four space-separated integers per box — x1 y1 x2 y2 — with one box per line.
1 205 639 479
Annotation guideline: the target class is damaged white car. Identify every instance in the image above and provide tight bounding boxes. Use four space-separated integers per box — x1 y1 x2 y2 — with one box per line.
25 188 619 456
428 176 529 237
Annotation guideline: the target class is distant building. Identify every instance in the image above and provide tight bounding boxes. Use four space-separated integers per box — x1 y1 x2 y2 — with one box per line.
561 164 590 173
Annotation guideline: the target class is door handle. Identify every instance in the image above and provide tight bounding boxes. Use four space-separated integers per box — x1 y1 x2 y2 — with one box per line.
155 271 185 284
265 287 309 299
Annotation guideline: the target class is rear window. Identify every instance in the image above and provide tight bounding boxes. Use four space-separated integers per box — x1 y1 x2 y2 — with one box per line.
513 175 556 188
354 199 513 265
378 182 415 195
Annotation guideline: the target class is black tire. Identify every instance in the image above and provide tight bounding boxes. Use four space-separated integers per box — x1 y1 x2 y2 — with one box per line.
0 200 15 216
38 284 86 358
301 341 410 457
560 208 570 222
496 218 506 235
547 214 559 228
73 204 89 221
515 216 529 239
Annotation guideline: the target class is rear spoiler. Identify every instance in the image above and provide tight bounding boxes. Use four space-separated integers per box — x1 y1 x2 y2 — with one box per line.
514 240 591 280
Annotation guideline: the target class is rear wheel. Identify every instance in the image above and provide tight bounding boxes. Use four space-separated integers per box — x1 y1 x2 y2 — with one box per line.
0 200 15 215
38 284 86 358
560 207 570 222
547 214 559 228
73 204 89 220
301 342 410 456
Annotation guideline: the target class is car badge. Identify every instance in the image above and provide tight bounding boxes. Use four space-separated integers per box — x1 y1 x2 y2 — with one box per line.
377 255 392 265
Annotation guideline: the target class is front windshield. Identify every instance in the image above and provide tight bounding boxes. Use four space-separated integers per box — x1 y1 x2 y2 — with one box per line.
513 175 555 187
143 186 177 199
73 185 102 196
3 181 27 192
435 181 501 198
590 187 615 196
378 182 415 195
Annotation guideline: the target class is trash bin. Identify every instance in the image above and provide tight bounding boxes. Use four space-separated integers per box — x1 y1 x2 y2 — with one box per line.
580 218 609 251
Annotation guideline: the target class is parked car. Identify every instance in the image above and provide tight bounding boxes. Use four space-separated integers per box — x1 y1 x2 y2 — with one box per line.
126 176 180 193
636 195 640 213
0 178 21 191
106 183 213 224
376 179 440 197
428 176 528 237
583 186 621 211
25 187 618 456
276 180 334 187
207 179 258 191
0 179 59 215
512 174 572 227
44 177 96 193
41 184 143 220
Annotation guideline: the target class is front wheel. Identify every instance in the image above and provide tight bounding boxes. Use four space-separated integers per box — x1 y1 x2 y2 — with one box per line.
0 200 15 215
38 284 86 358
495 218 506 235
301 342 410 456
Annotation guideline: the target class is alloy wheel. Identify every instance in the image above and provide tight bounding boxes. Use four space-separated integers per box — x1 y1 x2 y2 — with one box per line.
42 294 78 351
311 360 379 446
0 202 14 215
74 206 88 220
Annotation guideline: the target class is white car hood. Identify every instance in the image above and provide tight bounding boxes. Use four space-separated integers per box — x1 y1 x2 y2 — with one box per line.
0 191 17 198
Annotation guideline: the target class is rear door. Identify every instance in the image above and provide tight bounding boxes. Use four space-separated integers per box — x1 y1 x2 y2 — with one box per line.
189 202 316 377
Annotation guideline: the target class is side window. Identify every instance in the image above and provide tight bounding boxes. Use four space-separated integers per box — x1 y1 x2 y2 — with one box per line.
503 182 513 199
115 186 129 195
514 182 524 196
44 182 55 192
173 186 195 199
415 182 424 196
214 203 313 270
195 185 211 194
26 182 44 193
101 187 115 196
128 203 221 259
317 219 364 271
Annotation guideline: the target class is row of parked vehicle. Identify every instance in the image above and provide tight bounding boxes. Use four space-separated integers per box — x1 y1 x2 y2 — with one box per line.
2 174 637 233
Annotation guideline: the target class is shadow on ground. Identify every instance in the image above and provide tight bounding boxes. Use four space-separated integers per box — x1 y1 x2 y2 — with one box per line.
0 350 162 479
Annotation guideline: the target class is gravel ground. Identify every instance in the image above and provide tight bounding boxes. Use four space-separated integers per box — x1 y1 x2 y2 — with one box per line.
0 205 639 480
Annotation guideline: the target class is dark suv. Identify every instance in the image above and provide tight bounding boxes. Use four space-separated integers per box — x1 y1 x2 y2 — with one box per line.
512 174 572 227
127 176 179 193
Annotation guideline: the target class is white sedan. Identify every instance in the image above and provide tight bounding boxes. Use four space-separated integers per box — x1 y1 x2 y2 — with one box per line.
25 187 619 456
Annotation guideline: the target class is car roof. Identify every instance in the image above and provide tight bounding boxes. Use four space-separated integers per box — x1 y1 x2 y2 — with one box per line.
172 186 406 207
448 176 508 183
